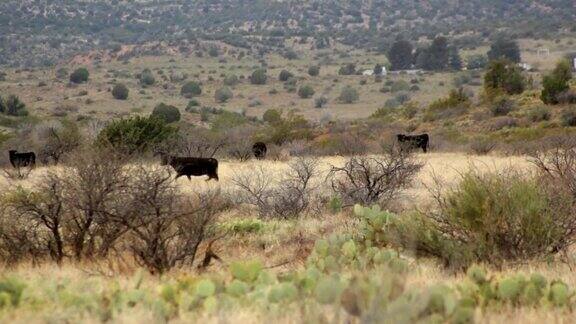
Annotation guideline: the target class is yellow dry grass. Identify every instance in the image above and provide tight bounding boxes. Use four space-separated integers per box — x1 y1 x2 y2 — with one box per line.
3 153 576 323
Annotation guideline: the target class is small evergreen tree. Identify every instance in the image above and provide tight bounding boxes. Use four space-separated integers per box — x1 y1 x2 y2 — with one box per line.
151 103 181 123
374 64 384 75
388 38 413 71
484 59 526 96
298 84 315 99
339 86 360 104
214 87 234 103
223 74 239 86
250 69 267 85
3 95 28 116
541 60 573 104
139 69 155 86
449 47 463 71
279 70 294 82
338 63 356 75
112 83 129 100
97 116 176 154
488 37 521 63
180 81 202 98
308 65 320 76
69 68 89 84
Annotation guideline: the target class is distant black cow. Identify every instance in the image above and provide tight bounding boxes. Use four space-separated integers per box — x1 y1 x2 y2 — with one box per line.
252 142 267 160
158 153 219 181
396 134 430 153
8 150 36 168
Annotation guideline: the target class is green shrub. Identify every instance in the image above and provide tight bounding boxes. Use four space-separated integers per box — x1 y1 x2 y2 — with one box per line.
112 83 129 100
561 108 576 126
527 106 551 122
484 59 525 96
391 80 410 92
214 87 233 103
541 60 572 105
250 69 267 85
490 97 514 116
223 74 239 86
180 81 202 98
139 69 155 86
338 63 356 76
69 67 89 84
278 70 294 82
338 86 359 104
383 170 573 270
298 84 315 99
151 103 181 123
424 88 470 121
314 96 328 109
308 65 320 76
97 116 177 154
0 95 28 116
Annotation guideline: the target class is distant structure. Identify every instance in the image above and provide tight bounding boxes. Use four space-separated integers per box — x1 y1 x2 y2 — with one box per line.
537 48 550 57
518 62 533 71
389 69 423 75
362 66 387 76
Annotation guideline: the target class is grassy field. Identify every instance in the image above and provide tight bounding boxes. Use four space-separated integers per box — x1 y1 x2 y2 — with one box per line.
2 153 573 323
1 37 572 126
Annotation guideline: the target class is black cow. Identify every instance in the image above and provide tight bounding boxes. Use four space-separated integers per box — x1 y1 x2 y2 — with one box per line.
158 153 219 181
8 150 36 168
252 142 267 160
396 134 430 153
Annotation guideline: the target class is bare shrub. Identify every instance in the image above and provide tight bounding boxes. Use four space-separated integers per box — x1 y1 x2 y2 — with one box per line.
468 137 497 155
162 129 225 158
232 157 321 219
61 148 129 260
224 126 256 161
35 122 82 164
0 206 46 266
123 166 226 274
329 148 423 207
5 173 66 263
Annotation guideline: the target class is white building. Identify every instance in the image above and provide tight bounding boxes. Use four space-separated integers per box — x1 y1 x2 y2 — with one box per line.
362 66 387 76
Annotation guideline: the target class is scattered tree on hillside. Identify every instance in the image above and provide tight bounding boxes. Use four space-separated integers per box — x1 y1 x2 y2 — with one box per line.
449 47 463 71
298 84 315 99
308 65 320 76
112 83 129 100
484 59 526 96
388 38 413 71
152 103 181 123
279 70 294 82
0 95 28 116
181 81 202 98
488 37 521 63
139 69 155 86
541 60 573 104
374 64 384 75
250 69 267 85
339 86 360 104
338 63 356 75
69 68 89 84
214 87 234 103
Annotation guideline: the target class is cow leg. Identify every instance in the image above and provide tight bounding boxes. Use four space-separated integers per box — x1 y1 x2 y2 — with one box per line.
187 175 192 181
175 173 183 180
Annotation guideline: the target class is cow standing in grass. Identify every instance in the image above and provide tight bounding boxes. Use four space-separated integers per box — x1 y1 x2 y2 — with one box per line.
396 134 430 153
8 150 36 168
158 152 219 181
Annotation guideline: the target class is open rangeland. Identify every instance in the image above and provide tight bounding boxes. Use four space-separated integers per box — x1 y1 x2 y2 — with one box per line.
1 153 574 323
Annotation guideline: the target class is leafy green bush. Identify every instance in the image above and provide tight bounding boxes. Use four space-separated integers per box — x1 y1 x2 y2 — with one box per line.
139 69 155 86
424 88 470 121
338 63 356 75
541 60 572 105
97 116 177 154
278 70 294 82
490 97 514 116
0 95 28 116
112 83 129 100
152 103 181 123
308 65 320 76
223 74 239 86
298 84 315 99
484 59 525 96
314 96 328 109
180 81 202 98
250 68 267 85
380 170 574 270
69 67 89 84
527 106 551 122
391 80 410 92
560 108 576 126
338 86 359 104
214 87 234 103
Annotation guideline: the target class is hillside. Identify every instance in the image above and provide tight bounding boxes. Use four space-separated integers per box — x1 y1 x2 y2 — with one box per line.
1 0 575 66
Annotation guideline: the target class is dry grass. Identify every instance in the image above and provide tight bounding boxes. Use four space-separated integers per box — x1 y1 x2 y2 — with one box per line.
3 153 576 323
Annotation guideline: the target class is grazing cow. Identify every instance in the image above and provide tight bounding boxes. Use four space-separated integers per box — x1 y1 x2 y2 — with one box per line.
252 142 267 160
158 153 219 181
396 134 430 153
8 150 36 168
